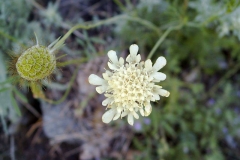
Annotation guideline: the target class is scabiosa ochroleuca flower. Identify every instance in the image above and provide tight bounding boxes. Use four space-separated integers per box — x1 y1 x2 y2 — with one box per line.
9 34 64 99
88 44 170 125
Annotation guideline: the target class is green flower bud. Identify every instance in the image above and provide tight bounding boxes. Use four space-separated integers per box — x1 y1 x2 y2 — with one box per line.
16 45 56 81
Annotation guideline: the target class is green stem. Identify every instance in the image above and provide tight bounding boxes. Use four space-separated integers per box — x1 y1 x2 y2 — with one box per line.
124 16 161 35
204 62 240 99
0 29 25 47
55 14 160 49
147 24 183 59
57 57 88 67
55 15 126 48
45 64 81 105
113 0 127 12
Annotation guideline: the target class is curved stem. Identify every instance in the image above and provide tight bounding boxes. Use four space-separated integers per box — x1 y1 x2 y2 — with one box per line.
203 62 240 100
55 14 160 49
55 15 127 48
44 64 80 105
57 57 88 67
124 16 161 35
147 24 183 59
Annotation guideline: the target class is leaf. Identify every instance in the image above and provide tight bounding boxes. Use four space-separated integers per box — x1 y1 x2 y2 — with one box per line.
90 37 106 44
10 91 21 116
161 121 176 137
13 87 28 103
0 114 8 134
0 53 13 118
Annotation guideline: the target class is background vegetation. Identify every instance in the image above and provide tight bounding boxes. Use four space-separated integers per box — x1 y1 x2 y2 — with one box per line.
0 0 240 160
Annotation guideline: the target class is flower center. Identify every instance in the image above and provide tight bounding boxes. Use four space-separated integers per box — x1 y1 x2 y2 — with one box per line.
16 45 56 81
108 64 153 106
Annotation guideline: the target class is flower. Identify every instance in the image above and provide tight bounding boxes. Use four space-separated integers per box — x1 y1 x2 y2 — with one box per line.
88 44 170 125
8 34 64 99
16 35 63 81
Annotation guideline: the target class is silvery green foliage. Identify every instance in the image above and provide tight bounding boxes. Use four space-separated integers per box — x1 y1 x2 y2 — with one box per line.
0 0 53 53
116 0 240 159
0 0 43 130
0 0 32 50
0 54 19 134
39 2 62 27
137 0 169 12
190 0 240 40
218 7 240 40
189 0 225 23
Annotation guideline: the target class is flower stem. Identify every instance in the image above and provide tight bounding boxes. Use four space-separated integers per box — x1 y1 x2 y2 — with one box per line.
124 16 161 35
55 14 160 49
57 57 88 67
43 64 81 105
55 15 126 48
147 24 183 59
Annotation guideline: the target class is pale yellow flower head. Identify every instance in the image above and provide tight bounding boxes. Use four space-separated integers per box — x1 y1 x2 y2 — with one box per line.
88 44 170 125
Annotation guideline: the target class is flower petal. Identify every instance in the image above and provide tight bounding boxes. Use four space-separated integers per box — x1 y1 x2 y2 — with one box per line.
136 54 141 63
152 93 160 101
88 74 105 85
152 72 166 81
121 111 128 118
158 89 170 97
117 107 123 113
108 62 118 70
102 72 110 80
96 85 107 94
113 112 121 120
102 108 116 123
145 59 152 71
108 50 118 64
145 103 152 114
153 56 166 71
140 108 145 116
119 57 124 65
133 111 139 119
102 98 113 106
127 113 134 125
129 44 139 56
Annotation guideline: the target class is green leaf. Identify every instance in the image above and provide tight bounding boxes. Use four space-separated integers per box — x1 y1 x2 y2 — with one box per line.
10 92 21 116
13 87 28 103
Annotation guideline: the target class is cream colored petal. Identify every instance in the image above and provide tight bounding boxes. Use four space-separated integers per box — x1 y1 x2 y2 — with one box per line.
158 89 170 97
140 108 145 116
102 108 116 123
153 85 162 90
150 96 155 101
113 112 121 120
144 110 151 116
121 111 128 118
117 107 123 113
102 98 113 106
107 50 118 64
145 59 152 71
105 70 113 75
136 54 141 63
145 103 152 113
127 113 134 125
153 56 166 71
152 93 160 101
152 72 166 81
96 85 107 94
108 62 118 70
129 107 134 112
133 111 139 119
88 74 105 85
126 55 131 63
119 57 124 65
129 44 139 56
102 72 110 80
